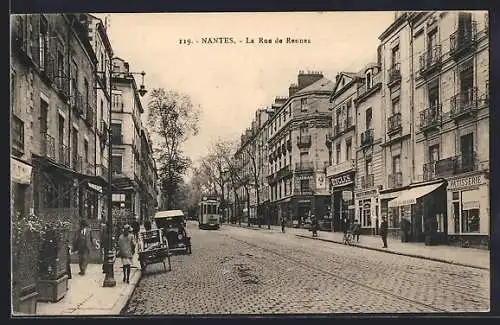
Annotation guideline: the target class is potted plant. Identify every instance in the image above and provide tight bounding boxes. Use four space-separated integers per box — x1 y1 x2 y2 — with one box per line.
11 212 43 315
37 217 72 302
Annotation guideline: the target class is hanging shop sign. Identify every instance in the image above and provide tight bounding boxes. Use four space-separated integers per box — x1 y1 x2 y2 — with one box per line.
342 191 353 201
11 158 32 185
88 183 103 193
448 173 486 191
330 172 354 188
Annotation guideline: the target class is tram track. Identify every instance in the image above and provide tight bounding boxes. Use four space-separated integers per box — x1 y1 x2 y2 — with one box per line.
228 234 485 313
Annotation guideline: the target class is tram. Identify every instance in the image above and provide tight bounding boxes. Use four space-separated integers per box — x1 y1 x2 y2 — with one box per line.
198 196 221 230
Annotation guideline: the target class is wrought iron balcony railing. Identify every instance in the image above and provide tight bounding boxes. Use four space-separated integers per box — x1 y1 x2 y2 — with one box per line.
296 135 311 148
388 63 401 86
295 161 314 172
71 89 85 116
450 87 478 119
57 143 70 167
360 174 374 189
419 45 442 77
40 133 56 160
423 152 477 181
360 129 374 147
388 172 403 188
325 159 355 178
450 22 477 59
387 112 402 135
419 104 442 131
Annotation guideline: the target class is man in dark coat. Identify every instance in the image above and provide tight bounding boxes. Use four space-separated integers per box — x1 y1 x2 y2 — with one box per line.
73 219 94 275
380 216 389 248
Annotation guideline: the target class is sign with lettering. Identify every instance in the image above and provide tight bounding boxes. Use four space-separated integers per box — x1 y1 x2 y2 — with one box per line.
88 183 103 193
448 174 485 190
330 173 354 188
11 158 32 185
342 191 352 201
355 189 378 199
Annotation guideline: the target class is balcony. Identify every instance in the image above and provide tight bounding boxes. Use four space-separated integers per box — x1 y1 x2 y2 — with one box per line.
276 165 292 180
295 161 314 172
40 133 56 160
39 51 57 84
85 104 95 128
419 45 442 77
449 22 477 60
450 88 478 120
326 159 355 178
419 104 442 132
57 143 70 167
85 162 95 176
71 89 85 116
360 174 374 189
387 113 402 135
388 63 401 87
11 115 24 156
112 134 123 145
360 129 374 147
423 152 477 181
55 70 70 99
296 135 311 148
388 172 403 188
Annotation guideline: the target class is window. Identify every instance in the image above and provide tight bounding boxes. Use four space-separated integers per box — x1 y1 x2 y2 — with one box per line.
72 127 78 164
391 45 400 67
300 98 307 111
427 28 438 52
392 98 400 114
336 110 341 129
111 123 122 144
459 60 474 94
70 59 78 96
461 190 480 233
84 139 89 163
300 152 308 165
57 50 64 87
40 99 48 134
346 139 352 161
458 12 473 38
336 143 341 164
278 114 281 127
362 200 372 227
428 79 439 109
84 78 89 108
346 103 352 127
112 93 123 110
365 158 373 176
58 115 64 145
365 108 372 129
39 16 48 68
389 207 400 228
366 70 372 89
392 155 401 174
112 155 123 174
429 145 439 163
328 149 332 166
100 100 104 124
288 105 292 117
460 133 474 172
300 179 310 192
12 115 24 152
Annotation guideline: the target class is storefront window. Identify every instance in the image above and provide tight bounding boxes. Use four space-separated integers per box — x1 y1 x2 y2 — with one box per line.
400 205 411 227
362 199 371 227
453 202 460 233
389 207 400 228
461 209 480 233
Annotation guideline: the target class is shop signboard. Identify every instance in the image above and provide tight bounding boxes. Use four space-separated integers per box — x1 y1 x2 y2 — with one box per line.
448 173 486 191
11 158 32 185
342 191 352 201
331 172 354 188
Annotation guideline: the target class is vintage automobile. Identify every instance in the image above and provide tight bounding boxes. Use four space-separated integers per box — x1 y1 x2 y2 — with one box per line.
154 210 192 255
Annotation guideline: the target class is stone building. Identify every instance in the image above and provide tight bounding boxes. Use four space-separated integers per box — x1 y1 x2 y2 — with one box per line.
139 129 159 221
267 71 333 226
11 14 103 224
109 57 146 220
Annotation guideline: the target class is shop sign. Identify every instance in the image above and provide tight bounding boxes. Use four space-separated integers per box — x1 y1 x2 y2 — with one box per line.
462 201 480 210
297 199 311 204
331 173 353 188
342 191 352 201
348 205 355 210
88 183 103 193
355 189 378 199
448 174 485 190
11 158 32 185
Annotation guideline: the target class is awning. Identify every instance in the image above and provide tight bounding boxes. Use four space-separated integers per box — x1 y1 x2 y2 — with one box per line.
388 182 443 208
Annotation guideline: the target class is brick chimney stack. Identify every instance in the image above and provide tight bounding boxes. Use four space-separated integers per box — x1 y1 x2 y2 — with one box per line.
289 83 299 97
297 70 324 90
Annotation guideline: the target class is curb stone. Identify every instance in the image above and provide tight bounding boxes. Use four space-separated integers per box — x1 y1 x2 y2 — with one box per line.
295 234 489 271
112 268 142 314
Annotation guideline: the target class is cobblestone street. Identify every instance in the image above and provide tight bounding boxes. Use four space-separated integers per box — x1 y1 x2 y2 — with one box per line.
123 222 489 314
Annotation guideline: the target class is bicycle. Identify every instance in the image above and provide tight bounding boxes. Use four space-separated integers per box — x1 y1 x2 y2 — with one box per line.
343 231 354 245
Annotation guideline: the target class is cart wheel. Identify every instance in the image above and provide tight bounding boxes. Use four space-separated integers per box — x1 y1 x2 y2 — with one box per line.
187 246 192 254
167 255 172 271
162 261 167 272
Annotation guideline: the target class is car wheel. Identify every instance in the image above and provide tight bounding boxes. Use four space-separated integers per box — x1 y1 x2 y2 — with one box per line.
187 246 192 254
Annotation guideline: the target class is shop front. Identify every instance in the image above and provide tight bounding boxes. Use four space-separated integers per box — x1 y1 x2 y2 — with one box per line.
354 188 379 235
388 181 447 244
11 157 33 218
329 171 355 232
446 172 489 249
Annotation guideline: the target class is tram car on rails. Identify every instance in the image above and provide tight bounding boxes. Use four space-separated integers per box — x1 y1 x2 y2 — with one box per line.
198 196 221 230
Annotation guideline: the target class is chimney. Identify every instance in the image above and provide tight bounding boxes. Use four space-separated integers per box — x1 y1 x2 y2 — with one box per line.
124 62 130 73
297 70 324 90
275 96 288 105
289 83 299 97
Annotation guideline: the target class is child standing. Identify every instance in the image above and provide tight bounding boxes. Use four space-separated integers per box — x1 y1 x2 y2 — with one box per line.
117 224 135 283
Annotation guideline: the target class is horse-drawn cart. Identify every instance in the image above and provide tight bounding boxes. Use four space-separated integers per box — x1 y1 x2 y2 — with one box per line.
137 229 172 273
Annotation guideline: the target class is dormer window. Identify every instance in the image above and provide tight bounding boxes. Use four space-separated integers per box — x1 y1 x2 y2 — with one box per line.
366 70 373 90
300 98 307 111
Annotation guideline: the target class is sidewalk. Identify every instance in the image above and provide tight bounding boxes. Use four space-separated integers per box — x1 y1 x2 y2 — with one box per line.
226 223 490 270
34 255 141 316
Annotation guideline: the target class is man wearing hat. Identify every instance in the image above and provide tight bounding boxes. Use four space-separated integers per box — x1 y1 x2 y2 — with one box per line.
380 215 389 248
72 219 94 275
117 224 136 283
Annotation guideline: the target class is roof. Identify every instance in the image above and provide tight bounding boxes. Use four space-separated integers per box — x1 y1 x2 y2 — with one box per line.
154 210 185 218
295 77 334 95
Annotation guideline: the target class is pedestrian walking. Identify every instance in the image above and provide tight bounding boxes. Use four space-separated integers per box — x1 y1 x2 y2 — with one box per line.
117 224 136 283
72 219 94 275
131 219 140 242
351 219 361 243
281 217 286 233
380 216 388 248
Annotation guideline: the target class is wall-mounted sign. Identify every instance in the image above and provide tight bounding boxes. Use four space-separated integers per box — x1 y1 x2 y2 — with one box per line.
355 189 378 199
88 183 103 193
331 173 354 188
11 158 32 185
342 191 352 201
448 173 486 190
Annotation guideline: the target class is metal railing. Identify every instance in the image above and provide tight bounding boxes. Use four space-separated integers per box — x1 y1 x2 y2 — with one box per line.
423 152 477 180
450 88 478 118
388 63 401 85
296 135 311 147
419 45 442 75
419 104 442 130
71 89 85 116
295 161 314 172
387 113 402 134
388 172 402 188
450 21 477 57
360 129 374 147
85 162 95 176
57 143 70 167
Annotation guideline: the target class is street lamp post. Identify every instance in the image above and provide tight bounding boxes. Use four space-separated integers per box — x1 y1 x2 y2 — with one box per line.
102 65 147 288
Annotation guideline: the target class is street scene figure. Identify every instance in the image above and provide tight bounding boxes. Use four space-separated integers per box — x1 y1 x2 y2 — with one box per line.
117 225 136 283
72 220 94 276
351 219 361 243
380 216 388 248
131 219 141 242
281 217 286 233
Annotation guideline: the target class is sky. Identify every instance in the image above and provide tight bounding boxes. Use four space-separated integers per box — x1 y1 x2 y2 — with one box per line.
95 11 396 164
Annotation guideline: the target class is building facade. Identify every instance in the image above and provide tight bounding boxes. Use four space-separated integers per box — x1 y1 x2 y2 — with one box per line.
267 71 333 226
11 14 105 225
